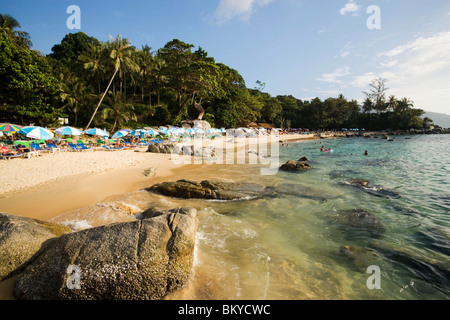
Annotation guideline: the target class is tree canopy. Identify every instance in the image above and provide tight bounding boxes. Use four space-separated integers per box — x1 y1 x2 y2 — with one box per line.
0 14 432 131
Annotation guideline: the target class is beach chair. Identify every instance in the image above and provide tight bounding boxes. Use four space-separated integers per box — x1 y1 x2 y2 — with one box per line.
30 143 50 153
46 143 62 152
77 142 93 151
68 143 81 151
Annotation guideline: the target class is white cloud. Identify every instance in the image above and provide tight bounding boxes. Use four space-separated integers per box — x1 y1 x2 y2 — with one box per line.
317 66 351 84
339 0 361 16
213 0 273 24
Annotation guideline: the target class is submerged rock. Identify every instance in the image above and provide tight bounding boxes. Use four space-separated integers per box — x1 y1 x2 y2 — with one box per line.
369 239 450 288
339 245 382 271
340 178 401 198
280 160 313 172
330 209 386 238
146 179 266 201
0 213 72 281
14 207 198 300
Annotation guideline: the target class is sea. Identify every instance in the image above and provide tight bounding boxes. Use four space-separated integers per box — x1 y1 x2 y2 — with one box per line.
51 134 450 300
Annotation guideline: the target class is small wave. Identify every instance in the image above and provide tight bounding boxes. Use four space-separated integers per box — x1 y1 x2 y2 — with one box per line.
59 219 93 231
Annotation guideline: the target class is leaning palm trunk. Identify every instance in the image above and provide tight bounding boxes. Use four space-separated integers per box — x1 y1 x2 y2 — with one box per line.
85 68 118 130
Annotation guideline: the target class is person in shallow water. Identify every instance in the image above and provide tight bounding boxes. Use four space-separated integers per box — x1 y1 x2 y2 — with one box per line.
364 150 369 156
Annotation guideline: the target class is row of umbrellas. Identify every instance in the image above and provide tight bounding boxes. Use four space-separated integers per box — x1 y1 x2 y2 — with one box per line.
0 123 228 141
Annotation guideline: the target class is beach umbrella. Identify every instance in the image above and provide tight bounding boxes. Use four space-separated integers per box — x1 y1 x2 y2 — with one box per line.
19 126 54 140
112 130 129 139
186 128 195 134
84 128 109 137
55 126 83 136
130 129 146 136
147 129 158 136
0 123 22 133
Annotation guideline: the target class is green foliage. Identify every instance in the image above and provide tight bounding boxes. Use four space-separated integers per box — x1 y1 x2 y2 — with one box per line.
0 15 435 131
0 28 64 126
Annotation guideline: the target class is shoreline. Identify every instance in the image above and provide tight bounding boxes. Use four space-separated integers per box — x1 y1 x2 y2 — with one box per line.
0 133 316 221
0 133 317 300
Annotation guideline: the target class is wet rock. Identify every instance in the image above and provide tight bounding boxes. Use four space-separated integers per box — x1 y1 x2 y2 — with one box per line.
413 227 450 256
14 207 198 300
331 209 386 238
280 160 313 172
339 245 381 271
369 240 450 288
298 156 310 162
147 143 181 155
0 213 72 281
147 179 266 201
340 178 401 198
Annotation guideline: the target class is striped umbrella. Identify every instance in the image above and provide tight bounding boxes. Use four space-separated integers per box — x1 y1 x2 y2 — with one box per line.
147 129 159 136
19 126 54 140
0 123 22 133
112 130 129 139
55 126 83 136
84 128 109 137
130 129 146 137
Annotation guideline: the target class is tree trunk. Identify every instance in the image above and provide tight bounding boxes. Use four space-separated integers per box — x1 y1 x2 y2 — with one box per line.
85 68 118 130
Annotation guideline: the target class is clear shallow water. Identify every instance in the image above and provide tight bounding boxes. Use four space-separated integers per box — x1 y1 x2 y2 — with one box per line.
52 135 450 300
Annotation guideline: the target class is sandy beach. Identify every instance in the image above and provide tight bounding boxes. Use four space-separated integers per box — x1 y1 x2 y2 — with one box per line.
0 133 317 300
0 133 316 221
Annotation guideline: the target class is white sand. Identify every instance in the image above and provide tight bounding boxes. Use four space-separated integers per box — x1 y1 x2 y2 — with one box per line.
0 134 317 196
0 147 155 195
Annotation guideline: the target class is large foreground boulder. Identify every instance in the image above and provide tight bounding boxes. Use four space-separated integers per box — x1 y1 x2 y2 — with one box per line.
147 179 266 201
0 213 72 281
14 207 198 300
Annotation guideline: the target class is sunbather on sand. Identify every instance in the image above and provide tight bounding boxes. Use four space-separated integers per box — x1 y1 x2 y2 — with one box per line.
0 146 18 155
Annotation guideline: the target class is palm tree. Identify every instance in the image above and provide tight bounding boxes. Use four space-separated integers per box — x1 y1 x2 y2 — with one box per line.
387 95 397 112
101 91 136 132
60 77 96 126
395 97 414 114
84 35 136 130
0 14 32 48
152 53 168 107
78 43 107 94
136 45 154 106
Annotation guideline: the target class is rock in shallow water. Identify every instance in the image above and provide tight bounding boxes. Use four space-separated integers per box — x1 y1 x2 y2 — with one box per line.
146 179 266 201
329 209 386 238
280 160 313 172
14 206 198 300
340 178 401 198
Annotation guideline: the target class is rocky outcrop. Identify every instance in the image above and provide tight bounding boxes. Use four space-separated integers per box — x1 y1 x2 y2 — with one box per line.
280 160 313 172
340 178 401 198
147 179 266 201
187 102 205 120
147 143 180 154
13 207 198 300
0 213 72 281
147 143 217 159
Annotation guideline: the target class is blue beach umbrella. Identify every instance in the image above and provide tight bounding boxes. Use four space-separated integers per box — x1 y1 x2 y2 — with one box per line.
85 128 109 137
147 129 159 136
55 126 83 136
19 126 54 140
130 129 146 137
112 130 129 139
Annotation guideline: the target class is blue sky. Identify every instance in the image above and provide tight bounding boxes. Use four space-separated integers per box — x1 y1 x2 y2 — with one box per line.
2 0 450 114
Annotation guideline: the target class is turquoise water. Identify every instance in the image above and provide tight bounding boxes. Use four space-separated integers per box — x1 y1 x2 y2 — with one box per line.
54 134 450 300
